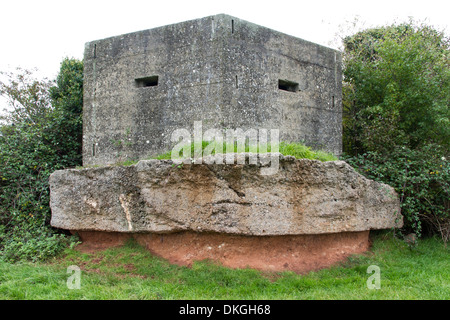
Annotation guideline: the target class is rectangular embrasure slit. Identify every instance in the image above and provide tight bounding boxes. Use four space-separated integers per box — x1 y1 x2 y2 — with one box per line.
135 75 159 88
278 79 299 92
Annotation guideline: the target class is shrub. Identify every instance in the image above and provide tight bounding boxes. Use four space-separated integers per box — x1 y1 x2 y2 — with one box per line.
342 144 449 243
0 58 83 262
341 20 449 242
0 225 78 263
342 20 450 156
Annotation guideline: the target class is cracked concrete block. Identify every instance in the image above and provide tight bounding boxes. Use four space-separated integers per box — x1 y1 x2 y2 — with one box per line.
50 154 402 235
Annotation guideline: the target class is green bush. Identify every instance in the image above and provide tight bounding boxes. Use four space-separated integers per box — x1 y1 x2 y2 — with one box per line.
342 145 449 242
342 20 450 156
0 225 78 263
341 20 450 242
0 58 83 262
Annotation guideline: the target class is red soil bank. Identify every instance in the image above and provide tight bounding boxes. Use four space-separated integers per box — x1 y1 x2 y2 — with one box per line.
73 230 370 274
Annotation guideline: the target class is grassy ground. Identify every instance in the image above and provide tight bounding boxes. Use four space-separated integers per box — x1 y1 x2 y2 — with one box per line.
0 231 448 300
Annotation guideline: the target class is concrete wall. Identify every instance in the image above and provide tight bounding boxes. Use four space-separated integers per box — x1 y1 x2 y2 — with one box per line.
82 14 342 166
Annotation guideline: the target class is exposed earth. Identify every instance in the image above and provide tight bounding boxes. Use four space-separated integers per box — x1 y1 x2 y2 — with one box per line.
74 230 370 274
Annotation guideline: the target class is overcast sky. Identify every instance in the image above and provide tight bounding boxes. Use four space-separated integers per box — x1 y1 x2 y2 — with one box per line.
1 0 449 81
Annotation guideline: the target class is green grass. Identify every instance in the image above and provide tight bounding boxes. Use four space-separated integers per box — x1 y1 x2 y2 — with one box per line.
155 141 337 162
278 142 337 162
0 231 448 300
110 141 337 167
80 142 337 168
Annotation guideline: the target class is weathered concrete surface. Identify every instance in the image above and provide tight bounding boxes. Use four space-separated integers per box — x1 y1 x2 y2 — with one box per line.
82 14 342 166
50 154 402 235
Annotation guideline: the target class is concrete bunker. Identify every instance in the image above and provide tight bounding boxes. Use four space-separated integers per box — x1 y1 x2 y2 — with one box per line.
50 14 402 273
82 13 342 167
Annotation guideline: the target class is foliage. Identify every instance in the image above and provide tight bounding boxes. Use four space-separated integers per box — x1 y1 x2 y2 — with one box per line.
0 225 78 263
49 58 84 159
341 20 450 241
0 58 83 262
342 20 450 155
0 68 52 125
342 145 449 241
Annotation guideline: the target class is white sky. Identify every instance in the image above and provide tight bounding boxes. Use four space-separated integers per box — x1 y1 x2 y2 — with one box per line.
0 0 449 81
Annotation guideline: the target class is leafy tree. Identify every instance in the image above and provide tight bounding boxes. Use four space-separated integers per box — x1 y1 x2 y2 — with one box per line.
341 21 449 241
343 21 450 155
0 68 52 125
49 58 84 164
0 58 83 262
